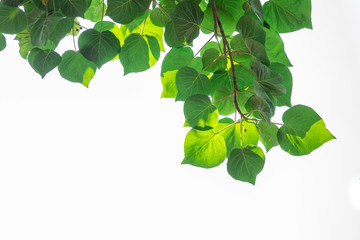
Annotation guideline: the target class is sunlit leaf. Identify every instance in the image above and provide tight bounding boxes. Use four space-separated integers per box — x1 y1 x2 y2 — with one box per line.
84 0 107 22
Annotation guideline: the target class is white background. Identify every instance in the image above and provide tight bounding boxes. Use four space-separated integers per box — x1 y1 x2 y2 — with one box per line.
0 0 359 239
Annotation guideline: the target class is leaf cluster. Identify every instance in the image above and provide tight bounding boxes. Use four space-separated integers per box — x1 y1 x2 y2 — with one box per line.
0 0 334 184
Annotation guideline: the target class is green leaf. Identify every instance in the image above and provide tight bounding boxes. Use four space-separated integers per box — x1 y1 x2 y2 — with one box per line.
251 61 286 96
182 129 226 168
61 0 88 18
171 1 204 45
263 0 312 33
215 0 245 22
0 33 5 51
150 0 175 27
264 27 292 67
1 0 24 7
236 15 266 45
257 122 278 152
201 7 235 36
184 94 218 129
277 105 335 156
246 94 275 125
227 147 265 184
58 50 97 87
78 29 121 68
107 0 150 24
202 48 227 73
268 63 292 107
0 3 27 34
175 66 211 101
215 118 260 157
119 33 154 75
84 0 107 22
242 0 264 23
245 39 270 65
160 47 193 98
212 86 235 116
28 48 61 78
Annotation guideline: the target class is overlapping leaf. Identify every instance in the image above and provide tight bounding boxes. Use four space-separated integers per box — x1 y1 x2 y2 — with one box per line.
0 3 27 34
28 48 61 78
0 33 5 51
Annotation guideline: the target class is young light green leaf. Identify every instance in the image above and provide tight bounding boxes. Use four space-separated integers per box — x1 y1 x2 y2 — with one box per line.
58 50 97 87
257 122 279 152
264 27 292 67
78 29 121 68
0 3 27 34
184 94 218 129
277 105 335 156
227 146 265 184
215 118 260 157
28 48 61 78
182 129 226 168
175 66 211 101
0 33 6 51
264 0 312 33
160 47 194 98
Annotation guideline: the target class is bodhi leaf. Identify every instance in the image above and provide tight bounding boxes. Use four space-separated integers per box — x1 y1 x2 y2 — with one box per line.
246 94 275 125
264 27 292 67
201 7 235 36
119 33 160 75
268 63 292 107
202 48 227 73
263 0 312 33
183 94 218 129
182 129 226 168
150 0 175 27
0 3 27 34
215 118 259 157
277 105 335 156
61 0 87 18
78 29 121 68
160 47 193 98
28 48 61 78
227 146 265 184
58 50 97 87
245 39 270 65
236 15 265 45
107 0 150 24
0 33 5 51
242 0 264 23
175 66 211 101
84 0 107 22
215 0 245 22
257 122 278 152
170 1 204 45
212 86 235 116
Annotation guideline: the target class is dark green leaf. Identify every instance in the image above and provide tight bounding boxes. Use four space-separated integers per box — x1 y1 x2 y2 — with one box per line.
245 39 270 65
184 94 218 129
171 1 204 45
212 86 235 116
268 63 292 107
160 47 193 98
202 48 227 73
264 27 292 67
49 17 74 47
164 20 184 48
182 129 226 168
78 29 121 68
61 0 88 18
175 66 211 101
242 0 264 23
107 0 150 24
0 3 27 34
28 48 61 78
150 0 175 27
236 15 266 45
58 50 97 87
257 122 278 152
227 147 265 184
0 33 5 51
277 105 335 156
246 94 275 125
263 0 312 33
1 0 24 7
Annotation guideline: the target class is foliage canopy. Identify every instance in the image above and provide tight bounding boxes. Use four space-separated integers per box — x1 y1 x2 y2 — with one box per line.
0 0 335 184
